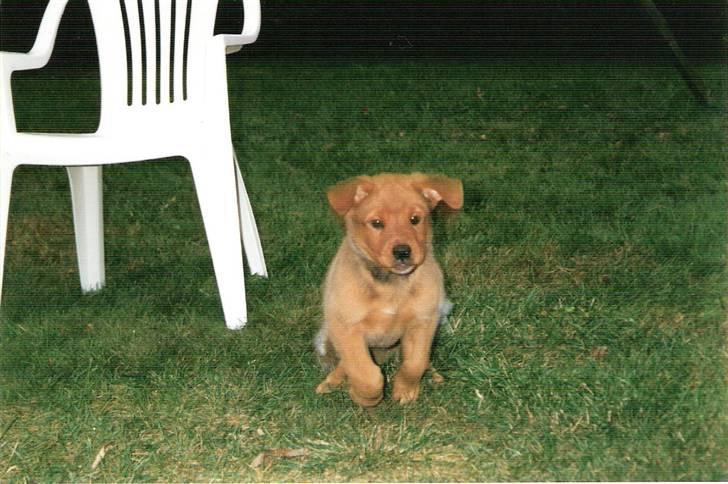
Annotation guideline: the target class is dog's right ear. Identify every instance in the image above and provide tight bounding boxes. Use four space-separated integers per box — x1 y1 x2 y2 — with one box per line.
327 177 374 217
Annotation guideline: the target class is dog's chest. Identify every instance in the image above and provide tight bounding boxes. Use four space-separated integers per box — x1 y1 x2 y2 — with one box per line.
363 308 407 348
361 291 417 347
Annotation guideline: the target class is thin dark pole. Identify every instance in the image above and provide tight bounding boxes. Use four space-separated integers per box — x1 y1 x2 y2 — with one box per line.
638 0 710 107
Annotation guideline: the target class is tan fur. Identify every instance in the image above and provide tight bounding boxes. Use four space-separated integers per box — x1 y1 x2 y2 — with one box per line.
314 173 463 406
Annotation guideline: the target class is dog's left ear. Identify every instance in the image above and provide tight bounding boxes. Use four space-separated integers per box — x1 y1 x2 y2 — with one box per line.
414 174 464 210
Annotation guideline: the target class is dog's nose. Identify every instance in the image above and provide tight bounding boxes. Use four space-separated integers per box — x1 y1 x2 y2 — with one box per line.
392 244 412 262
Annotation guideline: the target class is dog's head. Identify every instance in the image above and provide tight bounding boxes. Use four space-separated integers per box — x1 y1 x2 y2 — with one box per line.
327 173 463 275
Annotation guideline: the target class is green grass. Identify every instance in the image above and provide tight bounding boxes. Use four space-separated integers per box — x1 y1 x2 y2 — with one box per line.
1 60 726 481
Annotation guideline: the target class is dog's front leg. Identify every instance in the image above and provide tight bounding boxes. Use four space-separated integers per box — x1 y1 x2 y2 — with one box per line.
392 321 437 404
337 333 384 407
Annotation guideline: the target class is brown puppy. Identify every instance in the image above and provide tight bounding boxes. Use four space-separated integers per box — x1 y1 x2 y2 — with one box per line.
314 173 463 406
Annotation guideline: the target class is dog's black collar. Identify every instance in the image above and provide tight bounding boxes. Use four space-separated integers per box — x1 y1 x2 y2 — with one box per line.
369 264 393 283
367 261 415 284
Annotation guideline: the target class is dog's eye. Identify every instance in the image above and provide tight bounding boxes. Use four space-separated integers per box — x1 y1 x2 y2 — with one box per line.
410 215 421 225
370 219 385 230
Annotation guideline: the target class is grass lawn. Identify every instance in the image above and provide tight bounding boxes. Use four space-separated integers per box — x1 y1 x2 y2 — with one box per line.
1 60 726 481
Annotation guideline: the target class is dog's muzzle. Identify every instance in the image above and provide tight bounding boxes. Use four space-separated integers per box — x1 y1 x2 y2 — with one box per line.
391 244 415 275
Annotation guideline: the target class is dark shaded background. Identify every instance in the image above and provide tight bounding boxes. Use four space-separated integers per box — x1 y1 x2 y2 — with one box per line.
0 1 725 67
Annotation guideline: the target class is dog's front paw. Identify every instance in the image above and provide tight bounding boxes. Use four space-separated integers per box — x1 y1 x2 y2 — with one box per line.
392 375 421 404
349 373 384 407
349 387 383 407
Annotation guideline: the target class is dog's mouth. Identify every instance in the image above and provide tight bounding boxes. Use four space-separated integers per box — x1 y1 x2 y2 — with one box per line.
390 261 416 275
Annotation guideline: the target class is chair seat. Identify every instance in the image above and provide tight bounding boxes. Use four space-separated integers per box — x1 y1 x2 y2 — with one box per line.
6 129 197 166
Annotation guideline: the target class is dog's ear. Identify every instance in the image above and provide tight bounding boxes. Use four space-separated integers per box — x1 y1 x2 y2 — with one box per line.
327 177 375 216
414 174 464 210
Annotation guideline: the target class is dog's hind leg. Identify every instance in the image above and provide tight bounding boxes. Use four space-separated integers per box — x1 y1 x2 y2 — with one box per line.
428 364 445 384
315 364 346 394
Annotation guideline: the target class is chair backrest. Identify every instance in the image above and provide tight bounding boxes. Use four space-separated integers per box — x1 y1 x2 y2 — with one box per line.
87 0 219 119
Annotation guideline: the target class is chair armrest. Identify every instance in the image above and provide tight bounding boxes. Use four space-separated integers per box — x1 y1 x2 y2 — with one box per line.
0 0 69 73
0 0 68 135
0 51 48 74
220 0 261 54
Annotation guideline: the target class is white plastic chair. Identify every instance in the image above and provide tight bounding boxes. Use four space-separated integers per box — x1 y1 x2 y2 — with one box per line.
0 0 267 329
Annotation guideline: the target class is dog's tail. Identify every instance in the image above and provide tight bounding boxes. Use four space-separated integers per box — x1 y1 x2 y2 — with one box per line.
438 298 454 327
314 326 339 371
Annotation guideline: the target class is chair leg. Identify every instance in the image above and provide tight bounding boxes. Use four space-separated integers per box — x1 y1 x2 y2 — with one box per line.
190 156 248 329
233 156 267 277
67 166 105 293
0 164 16 305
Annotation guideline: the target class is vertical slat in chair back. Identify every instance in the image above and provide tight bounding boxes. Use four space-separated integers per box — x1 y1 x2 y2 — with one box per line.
88 0 218 116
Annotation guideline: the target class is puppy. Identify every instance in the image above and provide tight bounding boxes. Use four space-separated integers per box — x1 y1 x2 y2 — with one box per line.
314 173 463 406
